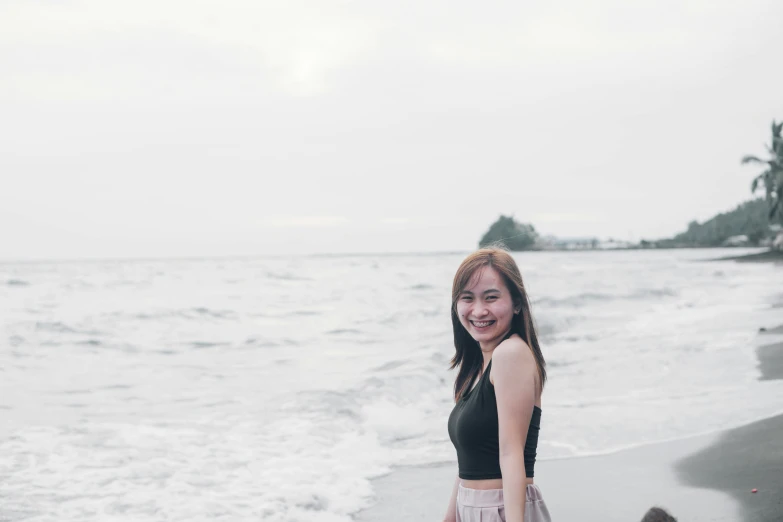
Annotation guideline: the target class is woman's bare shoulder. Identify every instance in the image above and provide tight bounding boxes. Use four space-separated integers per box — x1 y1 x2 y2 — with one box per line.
489 335 536 384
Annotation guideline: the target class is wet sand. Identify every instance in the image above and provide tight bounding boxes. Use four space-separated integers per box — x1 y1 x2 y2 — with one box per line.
676 414 783 522
354 412 782 522
756 337 783 381
354 431 741 522
713 249 783 264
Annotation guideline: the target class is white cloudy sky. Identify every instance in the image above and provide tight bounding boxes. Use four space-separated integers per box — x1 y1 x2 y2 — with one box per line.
2 0 781 259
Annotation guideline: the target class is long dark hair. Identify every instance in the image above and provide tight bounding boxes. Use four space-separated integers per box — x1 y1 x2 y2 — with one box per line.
449 247 546 401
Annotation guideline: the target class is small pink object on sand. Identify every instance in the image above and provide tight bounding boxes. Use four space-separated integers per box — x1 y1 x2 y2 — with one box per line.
751 489 758 493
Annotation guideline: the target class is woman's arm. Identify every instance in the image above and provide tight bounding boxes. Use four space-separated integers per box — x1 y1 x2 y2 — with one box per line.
442 472 461 522
498 453 527 522
492 339 538 522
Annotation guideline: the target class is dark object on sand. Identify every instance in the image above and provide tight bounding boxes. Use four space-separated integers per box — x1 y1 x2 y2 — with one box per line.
640 507 677 522
759 327 767 332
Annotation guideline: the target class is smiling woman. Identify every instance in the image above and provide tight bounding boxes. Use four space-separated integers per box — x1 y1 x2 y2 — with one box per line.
444 248 551 522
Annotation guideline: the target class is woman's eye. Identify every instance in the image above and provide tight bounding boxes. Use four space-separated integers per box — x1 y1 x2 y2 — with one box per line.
486 296 497 301
460 296 472 301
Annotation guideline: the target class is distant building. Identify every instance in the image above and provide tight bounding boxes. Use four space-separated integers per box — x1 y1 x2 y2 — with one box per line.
537 236 599 250
722 235 750 247
536 236 639 251
596 239 634 250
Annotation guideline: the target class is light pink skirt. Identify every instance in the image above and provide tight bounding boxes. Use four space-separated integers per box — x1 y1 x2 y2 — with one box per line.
456 483 551 522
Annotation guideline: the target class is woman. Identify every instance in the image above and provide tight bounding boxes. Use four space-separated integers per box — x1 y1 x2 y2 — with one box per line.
444 248 551 522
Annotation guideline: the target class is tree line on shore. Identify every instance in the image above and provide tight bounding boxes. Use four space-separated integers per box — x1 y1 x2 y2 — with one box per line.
480 121 783 251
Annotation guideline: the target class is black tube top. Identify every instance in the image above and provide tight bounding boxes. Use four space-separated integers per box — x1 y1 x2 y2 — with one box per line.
447 359 541 479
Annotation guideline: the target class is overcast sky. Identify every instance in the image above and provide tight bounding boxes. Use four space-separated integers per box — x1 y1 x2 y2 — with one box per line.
2 0 782 259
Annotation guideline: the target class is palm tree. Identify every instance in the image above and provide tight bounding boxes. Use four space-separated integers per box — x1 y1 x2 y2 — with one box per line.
742 121 783 226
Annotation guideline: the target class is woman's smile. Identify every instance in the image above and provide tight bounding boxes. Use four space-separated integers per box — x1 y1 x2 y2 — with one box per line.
469 319 496 330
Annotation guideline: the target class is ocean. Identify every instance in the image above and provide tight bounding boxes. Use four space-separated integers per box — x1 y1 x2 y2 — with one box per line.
1 248 782 521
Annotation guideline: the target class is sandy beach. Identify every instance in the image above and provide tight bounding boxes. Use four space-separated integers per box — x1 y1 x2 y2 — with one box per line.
354 258 783 522
354 430 746 521
355 350 783 522
354 412 783 521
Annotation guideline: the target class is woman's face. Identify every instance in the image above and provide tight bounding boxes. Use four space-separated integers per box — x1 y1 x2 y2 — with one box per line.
456 266 518 350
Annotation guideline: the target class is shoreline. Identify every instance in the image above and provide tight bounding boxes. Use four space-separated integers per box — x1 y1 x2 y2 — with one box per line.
353 412 783 522
672 261 783 520
711 249 783 263
354 277 783 521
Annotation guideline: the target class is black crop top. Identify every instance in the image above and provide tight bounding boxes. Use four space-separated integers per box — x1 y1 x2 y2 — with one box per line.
447 358 541 479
